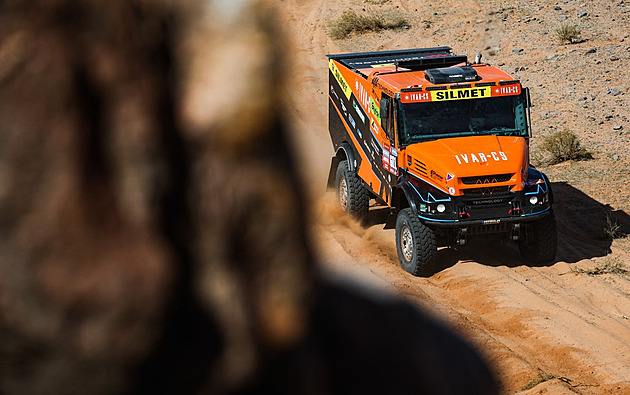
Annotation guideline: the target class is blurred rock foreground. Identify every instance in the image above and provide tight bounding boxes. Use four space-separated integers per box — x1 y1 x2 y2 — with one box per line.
0 0 497 394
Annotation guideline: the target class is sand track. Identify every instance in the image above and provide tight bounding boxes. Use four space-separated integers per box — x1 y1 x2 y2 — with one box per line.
282 1 630 392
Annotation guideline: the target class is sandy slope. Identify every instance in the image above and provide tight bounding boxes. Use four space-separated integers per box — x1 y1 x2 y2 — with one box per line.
280 0 630 393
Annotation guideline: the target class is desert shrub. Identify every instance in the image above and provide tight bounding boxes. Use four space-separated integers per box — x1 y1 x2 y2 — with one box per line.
555 23 581 44
521 373 557 391
571 257 629 277
604 213 625 239
540 129 591 164
329 10 408 39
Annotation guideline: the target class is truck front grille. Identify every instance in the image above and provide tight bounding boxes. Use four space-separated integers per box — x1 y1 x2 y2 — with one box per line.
461 173 513 185
462 186 511 198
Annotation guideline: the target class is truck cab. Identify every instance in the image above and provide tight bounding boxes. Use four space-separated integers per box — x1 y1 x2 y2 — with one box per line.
327 47 557 276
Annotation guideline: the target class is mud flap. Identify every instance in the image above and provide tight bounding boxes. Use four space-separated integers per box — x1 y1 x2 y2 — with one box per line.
326 156 340 190
384 210 397 229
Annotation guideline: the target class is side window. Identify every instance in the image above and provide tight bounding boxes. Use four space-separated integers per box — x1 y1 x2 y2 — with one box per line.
381 94 394 141
387 100 395 140
388 100 396 143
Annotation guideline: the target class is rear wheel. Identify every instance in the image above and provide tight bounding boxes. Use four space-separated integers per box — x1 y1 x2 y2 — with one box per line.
335 160 368 218
395 208 437 276
518 210 558 265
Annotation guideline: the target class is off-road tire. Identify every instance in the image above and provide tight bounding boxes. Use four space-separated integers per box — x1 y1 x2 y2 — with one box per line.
518 210 558 265
335 160 369 218
395 208 437 276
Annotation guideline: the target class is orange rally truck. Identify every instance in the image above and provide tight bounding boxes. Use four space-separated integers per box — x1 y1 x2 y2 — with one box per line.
326 47 557 276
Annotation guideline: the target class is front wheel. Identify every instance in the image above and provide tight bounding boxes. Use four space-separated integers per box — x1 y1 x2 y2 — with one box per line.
518 210 558 265
395 208 437 276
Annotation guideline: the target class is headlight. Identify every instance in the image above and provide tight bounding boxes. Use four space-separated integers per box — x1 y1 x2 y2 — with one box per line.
437 204 446 213
529 196 539 205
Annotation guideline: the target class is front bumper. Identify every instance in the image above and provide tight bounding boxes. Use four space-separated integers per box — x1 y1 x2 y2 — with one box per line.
420 207 551 228
412 189 552 227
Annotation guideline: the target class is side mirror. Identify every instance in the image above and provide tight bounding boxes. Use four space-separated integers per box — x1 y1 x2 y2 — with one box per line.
524 87 532 108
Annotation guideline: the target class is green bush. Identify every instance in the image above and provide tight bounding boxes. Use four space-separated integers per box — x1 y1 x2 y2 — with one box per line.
329 11 408 39
555 24 581 44
540 129 591 164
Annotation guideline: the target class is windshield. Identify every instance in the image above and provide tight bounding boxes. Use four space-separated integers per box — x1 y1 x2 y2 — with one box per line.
398 95 528 145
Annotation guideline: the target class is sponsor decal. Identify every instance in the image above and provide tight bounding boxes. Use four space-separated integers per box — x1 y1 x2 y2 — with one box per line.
372 63 395 68
402 92 431 102
407 156 413 166
419 203 428 212
448 187 456 195
330 85 339 100
371 140 381 158
473 198 505 205
352 100 366 123
370 119 379 134
382 142 390 172
389 154 398 176
355 81 369 109
329 60 352 100
446 173 455 182
357 128 362 138
382 142 398 175
483 219 501 225
375 82 396 98
455 151 508 165
431 86 491 102
402 85 521 103
348 114 355 128
369 97 381 125
494 85 521 95
430 170 443 182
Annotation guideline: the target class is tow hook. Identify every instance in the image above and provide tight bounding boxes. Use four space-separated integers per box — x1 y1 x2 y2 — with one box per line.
457 228 468 245
511 223 521 241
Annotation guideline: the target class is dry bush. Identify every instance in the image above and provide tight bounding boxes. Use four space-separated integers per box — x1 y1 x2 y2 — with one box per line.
555 23 581 44
540 129 592 164
329 10 408 39
571 257 629 277
604 213 625 239
521 373 558 391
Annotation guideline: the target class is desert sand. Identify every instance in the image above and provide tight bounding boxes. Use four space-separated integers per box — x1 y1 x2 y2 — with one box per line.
280 0 630 393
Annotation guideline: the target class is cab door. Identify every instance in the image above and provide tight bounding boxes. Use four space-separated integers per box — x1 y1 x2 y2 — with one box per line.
378 95 399 205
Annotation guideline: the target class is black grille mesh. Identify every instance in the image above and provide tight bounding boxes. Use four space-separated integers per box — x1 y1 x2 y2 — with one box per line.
461 174 512 185
462 186 511 197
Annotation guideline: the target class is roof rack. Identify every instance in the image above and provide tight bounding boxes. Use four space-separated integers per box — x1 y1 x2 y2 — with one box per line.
327 47 468 71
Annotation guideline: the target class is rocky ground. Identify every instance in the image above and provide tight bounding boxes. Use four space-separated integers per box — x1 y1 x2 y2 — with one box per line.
280 0 630 393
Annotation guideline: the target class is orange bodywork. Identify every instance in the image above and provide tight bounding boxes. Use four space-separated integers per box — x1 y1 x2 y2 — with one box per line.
328 54 529 204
